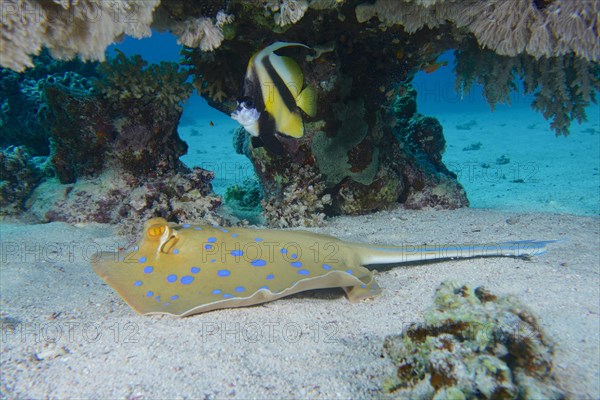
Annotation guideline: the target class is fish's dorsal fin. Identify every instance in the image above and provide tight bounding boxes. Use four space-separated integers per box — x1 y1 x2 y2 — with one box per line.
258 41 310 58
257 42 309 96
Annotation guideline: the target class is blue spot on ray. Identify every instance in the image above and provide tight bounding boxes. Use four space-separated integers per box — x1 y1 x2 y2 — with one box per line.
231 250 243 257
204 244 213 250
207 237 217 243
212 289 222 295
155 296 160 302
138 256 147 263
220 228 229 233
180 276 194 285
290 261 302 268
298 269 310 275
223 293 234 299
251 259 267 267
182 223 191 228
143 266 154 274
231 233 239 238
170 295 179 301
346 269 353 275
235 286 246 292
255 237 263 242
210 259 216 263
361 284 367 289
190 267 201 274
146 291 154 297
322 264 333 270
291 253 298 259
217 269 231 277
134 280 142 286
266 273 275 280
194 227 202 231
173 249 180 254
166 274 177 283
280 248 288 254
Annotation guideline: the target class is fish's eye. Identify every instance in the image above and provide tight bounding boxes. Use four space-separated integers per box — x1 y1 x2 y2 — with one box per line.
238 96 253 109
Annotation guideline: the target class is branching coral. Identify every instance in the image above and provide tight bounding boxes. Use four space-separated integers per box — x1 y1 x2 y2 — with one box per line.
95 50 192 111
455 44 600 136
1 0 159 71
181 46 245 107
355 0 599 135
355 0 599 62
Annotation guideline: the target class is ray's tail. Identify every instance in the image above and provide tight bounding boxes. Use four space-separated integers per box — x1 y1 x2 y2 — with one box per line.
356 240 557 265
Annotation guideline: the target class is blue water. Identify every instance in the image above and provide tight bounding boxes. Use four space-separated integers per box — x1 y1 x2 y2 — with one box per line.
108 33 600 216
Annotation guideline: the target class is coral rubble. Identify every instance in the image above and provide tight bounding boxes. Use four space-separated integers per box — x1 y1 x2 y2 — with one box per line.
382 281 565 399
0 146 47 215
28 167 221 235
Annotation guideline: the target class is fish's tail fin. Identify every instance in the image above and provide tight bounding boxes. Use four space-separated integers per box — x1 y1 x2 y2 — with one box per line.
357 240 558 265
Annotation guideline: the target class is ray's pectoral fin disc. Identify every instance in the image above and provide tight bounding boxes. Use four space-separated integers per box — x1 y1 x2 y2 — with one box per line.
91 218 175 315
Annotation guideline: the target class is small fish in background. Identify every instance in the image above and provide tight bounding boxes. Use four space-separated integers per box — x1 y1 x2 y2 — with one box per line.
421 60 448 74
209 120 214 127
231 42 317 155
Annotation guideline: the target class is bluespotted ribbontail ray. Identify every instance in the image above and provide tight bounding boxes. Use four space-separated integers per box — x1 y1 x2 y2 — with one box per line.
92 218 554 317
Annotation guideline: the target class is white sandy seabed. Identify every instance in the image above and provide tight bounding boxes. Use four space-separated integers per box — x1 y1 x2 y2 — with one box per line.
0 208 599 398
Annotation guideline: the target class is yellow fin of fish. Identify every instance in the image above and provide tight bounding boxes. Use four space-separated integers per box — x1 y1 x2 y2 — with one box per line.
296 85 317 117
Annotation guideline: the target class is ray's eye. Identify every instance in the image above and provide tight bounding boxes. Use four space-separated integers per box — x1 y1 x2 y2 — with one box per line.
147 225 166 239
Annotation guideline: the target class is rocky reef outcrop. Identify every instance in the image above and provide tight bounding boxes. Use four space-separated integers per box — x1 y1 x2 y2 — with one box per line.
1 0 597 228
1 50 221 231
